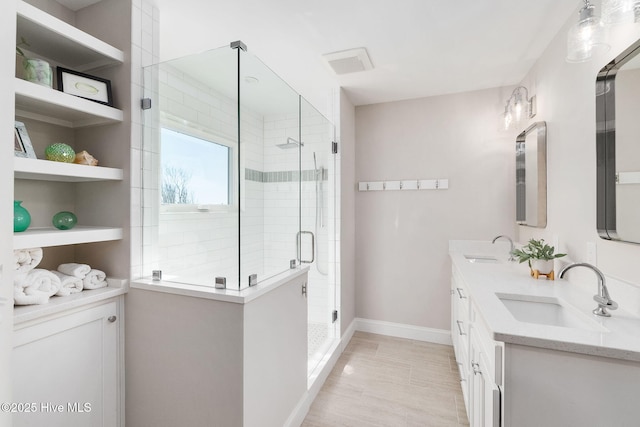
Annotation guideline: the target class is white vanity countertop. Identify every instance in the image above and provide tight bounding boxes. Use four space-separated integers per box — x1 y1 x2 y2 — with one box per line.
131 266 310 304
450 240 640 362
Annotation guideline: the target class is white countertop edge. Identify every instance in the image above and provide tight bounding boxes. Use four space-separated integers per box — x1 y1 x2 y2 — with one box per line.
130 267 310 304
450 242 640 363
13 277 129 326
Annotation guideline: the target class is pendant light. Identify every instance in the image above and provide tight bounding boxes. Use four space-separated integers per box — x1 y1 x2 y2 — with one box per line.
602 0 640 24
567 0 611 63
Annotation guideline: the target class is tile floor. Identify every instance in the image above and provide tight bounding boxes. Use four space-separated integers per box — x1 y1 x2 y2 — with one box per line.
302 331 470 427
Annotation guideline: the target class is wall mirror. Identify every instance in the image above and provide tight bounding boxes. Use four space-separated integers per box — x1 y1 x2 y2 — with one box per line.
516 121 547 228
597 38 640 243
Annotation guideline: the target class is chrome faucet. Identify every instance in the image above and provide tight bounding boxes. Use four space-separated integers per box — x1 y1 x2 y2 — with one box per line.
558 263 618 317
492 235 515 261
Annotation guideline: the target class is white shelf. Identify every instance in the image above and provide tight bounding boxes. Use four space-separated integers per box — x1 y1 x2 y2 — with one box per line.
14 157 123 182
13 278 129 326
15 78 123 128
14 226 123 249
16 0 124 71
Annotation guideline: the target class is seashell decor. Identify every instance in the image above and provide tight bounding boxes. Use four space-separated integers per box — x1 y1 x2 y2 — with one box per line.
73 150 98 166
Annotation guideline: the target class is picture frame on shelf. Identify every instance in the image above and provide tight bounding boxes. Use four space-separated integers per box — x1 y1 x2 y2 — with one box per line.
14 121 37 159
56 67 113 106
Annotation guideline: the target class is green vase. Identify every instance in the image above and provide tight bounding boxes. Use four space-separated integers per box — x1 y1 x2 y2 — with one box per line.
52 211 77 230
14 200 31 232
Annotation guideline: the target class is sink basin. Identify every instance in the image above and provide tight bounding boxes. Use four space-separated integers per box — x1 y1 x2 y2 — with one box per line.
497 293 607 331
464 255 498 263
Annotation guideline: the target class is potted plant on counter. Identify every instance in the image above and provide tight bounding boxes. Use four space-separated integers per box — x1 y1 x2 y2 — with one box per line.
512 238 566 280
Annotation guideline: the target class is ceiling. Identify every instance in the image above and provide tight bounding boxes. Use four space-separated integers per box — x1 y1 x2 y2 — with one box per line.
154 0 579 110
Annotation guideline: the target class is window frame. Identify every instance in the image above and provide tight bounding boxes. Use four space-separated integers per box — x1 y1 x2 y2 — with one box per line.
159 118 237 214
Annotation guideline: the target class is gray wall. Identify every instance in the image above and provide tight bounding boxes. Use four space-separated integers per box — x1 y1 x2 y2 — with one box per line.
354 87 515 330
339 89 356 335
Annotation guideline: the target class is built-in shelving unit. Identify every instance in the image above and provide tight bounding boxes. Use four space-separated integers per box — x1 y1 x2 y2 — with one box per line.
14 157 123 182
12 0 128 283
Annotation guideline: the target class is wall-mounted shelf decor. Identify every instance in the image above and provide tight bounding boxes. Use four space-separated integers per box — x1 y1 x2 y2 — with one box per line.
358 179 449 192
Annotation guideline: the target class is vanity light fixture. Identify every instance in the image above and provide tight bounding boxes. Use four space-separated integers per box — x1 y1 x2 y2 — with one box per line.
567 0 611 63
503 86 536 131
602 0 640 24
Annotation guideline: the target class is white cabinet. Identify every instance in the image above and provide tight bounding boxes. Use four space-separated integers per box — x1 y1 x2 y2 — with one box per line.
469 327 501 427
451 265 502 427
451 265 470 410
12 299 122 427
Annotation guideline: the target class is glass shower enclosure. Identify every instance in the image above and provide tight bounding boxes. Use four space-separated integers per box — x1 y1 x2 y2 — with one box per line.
140 42 337 375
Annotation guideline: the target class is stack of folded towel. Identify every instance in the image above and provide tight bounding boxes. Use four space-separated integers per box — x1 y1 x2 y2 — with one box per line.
13 249 109 306
14 248 60 306
56 263 107 291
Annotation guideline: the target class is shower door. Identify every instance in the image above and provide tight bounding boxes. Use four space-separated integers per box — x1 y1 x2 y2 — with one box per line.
300 98 337 376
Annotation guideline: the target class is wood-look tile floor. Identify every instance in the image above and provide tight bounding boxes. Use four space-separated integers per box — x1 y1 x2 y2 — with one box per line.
302 331 470 427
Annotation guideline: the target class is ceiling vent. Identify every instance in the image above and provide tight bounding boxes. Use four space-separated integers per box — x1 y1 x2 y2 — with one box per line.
323 48 373 75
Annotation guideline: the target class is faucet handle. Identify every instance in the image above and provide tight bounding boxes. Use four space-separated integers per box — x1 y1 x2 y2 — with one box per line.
594 295 618 311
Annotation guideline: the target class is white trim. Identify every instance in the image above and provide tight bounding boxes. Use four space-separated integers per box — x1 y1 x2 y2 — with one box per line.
283 318 356 427
355 317 452 345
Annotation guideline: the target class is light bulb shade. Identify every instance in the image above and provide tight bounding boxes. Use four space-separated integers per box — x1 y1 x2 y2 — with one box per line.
602 0 640 23
567 5 610 63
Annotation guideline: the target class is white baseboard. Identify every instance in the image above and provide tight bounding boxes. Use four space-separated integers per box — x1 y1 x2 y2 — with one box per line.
355 317 452 345
284 318 356 427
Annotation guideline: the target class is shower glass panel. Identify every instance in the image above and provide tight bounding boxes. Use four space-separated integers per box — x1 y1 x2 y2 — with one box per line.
239 51 300 287
141 45 240 288
140 44 317 291
300 97 337 375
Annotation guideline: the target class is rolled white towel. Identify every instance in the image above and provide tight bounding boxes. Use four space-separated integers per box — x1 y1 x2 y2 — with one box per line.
51 271 83 296
82 269 107 290
57 263 91 278
14 248 43 273
14 269 62 306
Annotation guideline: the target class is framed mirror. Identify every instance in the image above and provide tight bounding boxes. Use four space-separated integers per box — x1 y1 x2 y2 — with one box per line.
516 121 547 228
597 38 640 243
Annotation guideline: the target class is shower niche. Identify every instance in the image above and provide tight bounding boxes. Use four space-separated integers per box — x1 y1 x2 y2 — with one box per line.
139 41 338 373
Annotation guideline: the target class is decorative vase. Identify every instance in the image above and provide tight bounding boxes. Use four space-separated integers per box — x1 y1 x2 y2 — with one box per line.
14 200 31 232
530 259 554 280
23 58 53 88
45 143 76 163
52 211 77 230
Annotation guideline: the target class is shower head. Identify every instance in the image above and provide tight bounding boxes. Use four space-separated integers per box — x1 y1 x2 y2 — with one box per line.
276 137 303 149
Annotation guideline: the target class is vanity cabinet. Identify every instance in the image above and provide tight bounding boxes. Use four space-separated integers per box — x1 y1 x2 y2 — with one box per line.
451 266 470 408
451 265 502 427
12 298 123 427
450 242 640 427
468 303 501 427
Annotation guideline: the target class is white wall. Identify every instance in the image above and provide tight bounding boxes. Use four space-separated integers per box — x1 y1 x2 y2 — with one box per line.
0 0 16 419
517 8 640 293
354 88 516 330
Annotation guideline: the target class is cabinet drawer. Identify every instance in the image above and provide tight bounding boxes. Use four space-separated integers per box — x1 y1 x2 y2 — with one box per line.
471 302 503 386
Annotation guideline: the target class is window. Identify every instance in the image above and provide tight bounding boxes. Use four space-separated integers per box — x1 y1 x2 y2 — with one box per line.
161 128 231 207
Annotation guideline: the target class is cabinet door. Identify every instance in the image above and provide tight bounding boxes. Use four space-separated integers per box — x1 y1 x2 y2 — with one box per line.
469 328 500 427
12 301 119 427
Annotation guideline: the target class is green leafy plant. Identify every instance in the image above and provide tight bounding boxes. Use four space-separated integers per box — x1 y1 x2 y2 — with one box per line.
511 238 566 266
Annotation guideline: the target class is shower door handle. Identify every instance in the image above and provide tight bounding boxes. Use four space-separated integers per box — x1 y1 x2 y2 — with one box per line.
297 231 315 264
